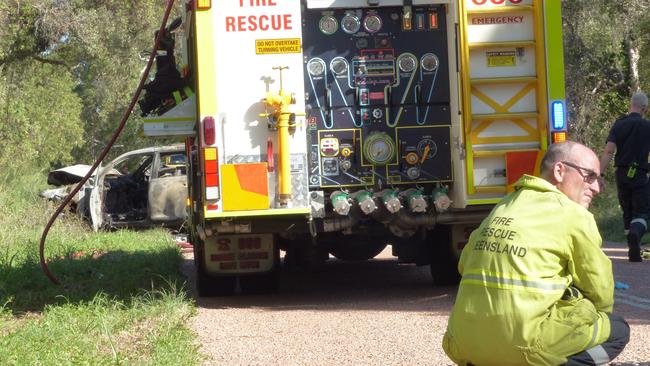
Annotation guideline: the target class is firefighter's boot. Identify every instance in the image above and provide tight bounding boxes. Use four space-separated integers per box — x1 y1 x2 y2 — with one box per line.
626 220 644 262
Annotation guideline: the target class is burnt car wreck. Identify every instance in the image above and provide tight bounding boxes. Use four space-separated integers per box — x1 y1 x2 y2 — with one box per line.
41 145 188 231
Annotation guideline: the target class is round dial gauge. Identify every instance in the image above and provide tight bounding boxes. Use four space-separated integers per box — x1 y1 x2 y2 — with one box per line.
341 14 361 34
319 15 338 35
330 57 348 75
417 138 438 160
363 133 396 166
398 55 417 73
307 59 326 76
363 14 382 33
421 53 440 72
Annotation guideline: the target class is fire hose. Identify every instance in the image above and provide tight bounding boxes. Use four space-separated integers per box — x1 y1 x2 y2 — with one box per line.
39 0 176 285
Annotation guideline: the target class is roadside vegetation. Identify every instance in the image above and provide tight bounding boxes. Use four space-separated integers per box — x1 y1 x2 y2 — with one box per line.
1 0 650 364
0 166 201 365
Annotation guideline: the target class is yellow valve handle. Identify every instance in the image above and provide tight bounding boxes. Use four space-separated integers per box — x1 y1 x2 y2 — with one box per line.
421 144 431 164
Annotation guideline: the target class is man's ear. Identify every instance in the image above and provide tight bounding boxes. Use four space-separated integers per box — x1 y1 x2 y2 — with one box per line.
552 162 564 184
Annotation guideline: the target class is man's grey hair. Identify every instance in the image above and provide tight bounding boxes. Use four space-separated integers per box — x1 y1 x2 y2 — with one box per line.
631 91 648 110
540 141 580 176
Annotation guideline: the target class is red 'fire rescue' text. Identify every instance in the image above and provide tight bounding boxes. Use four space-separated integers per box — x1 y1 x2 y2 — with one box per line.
226 0 293 32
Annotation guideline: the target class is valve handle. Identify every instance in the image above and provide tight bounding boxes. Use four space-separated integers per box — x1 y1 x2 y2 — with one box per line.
267 137 275 173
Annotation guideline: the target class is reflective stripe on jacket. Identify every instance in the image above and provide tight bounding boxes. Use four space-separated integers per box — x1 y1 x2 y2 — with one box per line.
443 175 614 366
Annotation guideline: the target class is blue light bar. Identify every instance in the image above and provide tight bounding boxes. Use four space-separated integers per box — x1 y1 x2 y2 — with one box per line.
551 101 565 130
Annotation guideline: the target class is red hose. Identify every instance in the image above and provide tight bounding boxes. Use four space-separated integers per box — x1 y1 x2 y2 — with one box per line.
39 0 176 285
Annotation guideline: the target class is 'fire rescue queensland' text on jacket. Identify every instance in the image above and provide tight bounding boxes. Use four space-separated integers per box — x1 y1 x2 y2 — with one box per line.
443 175 614 366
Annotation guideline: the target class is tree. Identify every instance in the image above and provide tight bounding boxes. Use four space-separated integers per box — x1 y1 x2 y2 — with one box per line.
0 0 176 171
562 0 650 151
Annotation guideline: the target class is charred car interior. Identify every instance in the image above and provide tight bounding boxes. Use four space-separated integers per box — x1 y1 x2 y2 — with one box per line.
92 145 187 230
41 145 188 231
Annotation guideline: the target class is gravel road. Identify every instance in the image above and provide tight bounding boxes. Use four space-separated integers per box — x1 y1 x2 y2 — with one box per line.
183 241 650 366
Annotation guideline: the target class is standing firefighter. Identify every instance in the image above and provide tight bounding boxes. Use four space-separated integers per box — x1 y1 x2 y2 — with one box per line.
600 91 650 262
443 142 629 366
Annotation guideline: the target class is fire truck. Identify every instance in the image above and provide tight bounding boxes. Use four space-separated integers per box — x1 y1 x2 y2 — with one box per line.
142 0 567 295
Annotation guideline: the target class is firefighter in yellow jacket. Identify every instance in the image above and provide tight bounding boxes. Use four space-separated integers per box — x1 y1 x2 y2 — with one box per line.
443 141 629 366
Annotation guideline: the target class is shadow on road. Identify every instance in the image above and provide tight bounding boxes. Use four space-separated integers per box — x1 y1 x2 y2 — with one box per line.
182 253 457 314
184 241 650 325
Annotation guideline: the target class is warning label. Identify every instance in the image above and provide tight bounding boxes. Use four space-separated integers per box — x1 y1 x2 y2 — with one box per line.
486 51 516 67
255 38 301 54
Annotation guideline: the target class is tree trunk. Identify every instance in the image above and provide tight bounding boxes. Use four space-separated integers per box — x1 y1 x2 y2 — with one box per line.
624 32 641 92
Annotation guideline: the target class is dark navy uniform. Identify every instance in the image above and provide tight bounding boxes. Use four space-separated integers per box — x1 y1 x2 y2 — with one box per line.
606 112 650 255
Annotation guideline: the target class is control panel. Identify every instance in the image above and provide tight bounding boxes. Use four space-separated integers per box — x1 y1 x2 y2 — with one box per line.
302 4 452 189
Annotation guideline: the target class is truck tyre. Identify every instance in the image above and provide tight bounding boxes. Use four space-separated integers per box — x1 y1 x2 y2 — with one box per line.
239 271 278 295
196 269 236 297
327 234 388 261
283 235 329 269
194 237 236 296
429 225 461 286
240 245 280 295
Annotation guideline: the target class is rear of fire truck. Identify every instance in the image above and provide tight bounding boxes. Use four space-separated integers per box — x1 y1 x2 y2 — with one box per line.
142 0 567 295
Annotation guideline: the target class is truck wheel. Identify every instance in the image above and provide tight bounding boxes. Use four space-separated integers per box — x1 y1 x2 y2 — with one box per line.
327 234 388 261
240 245 280 295
283 235 329 269
429 225 461 286
194 237 236 296
239 271 278 295
196 269 236 297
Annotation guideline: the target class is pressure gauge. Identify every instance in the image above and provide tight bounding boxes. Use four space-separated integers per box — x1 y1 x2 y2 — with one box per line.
398 54 417 73
421 53 439 72
363 14 382 33
417 138 438 160
319 15 338 35
330 57 348 76
363 132 396 166
341 14 361 34
307 58 326 77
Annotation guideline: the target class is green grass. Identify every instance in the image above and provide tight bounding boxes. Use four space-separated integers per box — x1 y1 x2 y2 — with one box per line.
0 168 201 365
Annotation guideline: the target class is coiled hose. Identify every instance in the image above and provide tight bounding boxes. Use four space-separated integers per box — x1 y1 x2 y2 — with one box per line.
39 0 176 284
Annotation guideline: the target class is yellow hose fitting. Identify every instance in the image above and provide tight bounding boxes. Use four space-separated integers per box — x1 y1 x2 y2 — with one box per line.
260 66 305 207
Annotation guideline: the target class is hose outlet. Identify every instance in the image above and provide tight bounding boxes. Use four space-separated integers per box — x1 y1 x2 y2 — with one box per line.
330 191 351 216
402 188 428 213
351 190 377 215
380 189 402 214
432 187 452 213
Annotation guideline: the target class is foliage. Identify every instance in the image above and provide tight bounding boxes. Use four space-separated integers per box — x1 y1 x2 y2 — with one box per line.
0 291 199 365
0 60 83 169
0 166 200 364
562 0 650 153
0 0 177 169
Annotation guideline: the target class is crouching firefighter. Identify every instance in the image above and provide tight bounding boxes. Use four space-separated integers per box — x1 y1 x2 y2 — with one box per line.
600 91 650 262
443 142 629 366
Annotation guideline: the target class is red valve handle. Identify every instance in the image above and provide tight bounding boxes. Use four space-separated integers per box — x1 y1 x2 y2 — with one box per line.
267 137 275 172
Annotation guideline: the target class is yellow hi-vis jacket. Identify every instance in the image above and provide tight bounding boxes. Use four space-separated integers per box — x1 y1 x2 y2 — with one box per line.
443 175 614 366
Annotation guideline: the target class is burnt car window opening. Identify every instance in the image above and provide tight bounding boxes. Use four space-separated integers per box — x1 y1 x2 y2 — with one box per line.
157 153 187 178
105 154 154 223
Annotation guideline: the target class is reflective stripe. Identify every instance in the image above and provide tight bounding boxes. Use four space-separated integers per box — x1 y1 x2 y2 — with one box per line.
630 218 647 230
585 345 610 365
462 273 567 292
587 314 601 348
172 90 182 104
